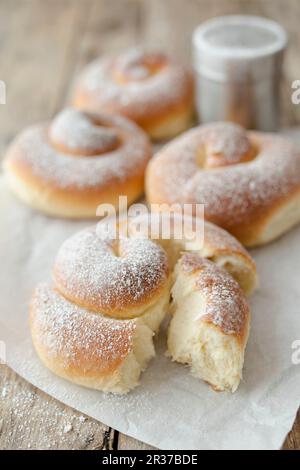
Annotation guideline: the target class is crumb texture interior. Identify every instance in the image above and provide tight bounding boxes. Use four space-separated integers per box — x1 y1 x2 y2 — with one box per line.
168 267 247 392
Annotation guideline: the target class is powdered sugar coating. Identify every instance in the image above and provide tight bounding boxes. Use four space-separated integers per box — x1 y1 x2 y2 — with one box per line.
49 108 120 155
31 283 136 372
73 48 194 123
114 49 168 81
53 227 169 316
7 109 151 190
126 211 251 253
147 122 300 228
124 211 255 268
203 221 256 283
199 122 252 167
180 253 249 336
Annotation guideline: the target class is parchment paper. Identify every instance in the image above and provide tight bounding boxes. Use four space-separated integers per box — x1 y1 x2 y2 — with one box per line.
1 131 300 449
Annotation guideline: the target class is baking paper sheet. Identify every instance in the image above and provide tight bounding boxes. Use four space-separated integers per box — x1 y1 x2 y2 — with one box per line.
1 130 300 449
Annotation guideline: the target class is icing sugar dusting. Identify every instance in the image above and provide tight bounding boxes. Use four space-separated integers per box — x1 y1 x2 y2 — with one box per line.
1 379 99 449
49 108 120 154
187 140 300 225
114 48 168 81
201 122 252 166
9 112 150 190
150 124 300 226
31 283 136 370
75 49 193 120
53 228 169 314
204 220 250 255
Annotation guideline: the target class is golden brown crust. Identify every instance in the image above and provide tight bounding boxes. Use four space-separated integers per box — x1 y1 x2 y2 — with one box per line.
145 122 300 246
3 108 151 218
53 227 170 318
73 48 195 140
30 284 136 378
121 213 257 294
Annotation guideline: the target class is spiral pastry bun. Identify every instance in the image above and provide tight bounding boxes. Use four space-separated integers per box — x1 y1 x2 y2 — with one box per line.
3 107 151 218
30 216 256 394
73 48 194 140
30 228 170 394
53 228 170 319
146 122 300 246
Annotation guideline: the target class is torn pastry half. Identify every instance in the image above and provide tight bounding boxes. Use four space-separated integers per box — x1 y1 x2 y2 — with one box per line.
168 254 250 393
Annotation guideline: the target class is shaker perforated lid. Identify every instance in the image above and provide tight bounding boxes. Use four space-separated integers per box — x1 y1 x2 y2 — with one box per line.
193 15 287 82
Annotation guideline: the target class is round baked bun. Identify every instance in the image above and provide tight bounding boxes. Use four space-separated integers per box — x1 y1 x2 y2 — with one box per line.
73 48 194 140
30 227 171 394
53 227 170 319
3 107 151 218
146 122 300 246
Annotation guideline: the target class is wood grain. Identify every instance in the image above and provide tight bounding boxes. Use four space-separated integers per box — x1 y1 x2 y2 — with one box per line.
0 0 82 154
0 0 299 450
0 365 112 450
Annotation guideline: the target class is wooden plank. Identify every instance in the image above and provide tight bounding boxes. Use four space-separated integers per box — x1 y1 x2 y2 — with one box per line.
0 0 299 450
0 0 92 156
282 410 300 450
141 0 261 64
258 0 300 126
64 0 143 104
0 365 114 450
118 433 156 450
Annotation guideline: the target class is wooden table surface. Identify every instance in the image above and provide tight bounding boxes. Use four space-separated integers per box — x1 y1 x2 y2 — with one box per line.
0 0 300 450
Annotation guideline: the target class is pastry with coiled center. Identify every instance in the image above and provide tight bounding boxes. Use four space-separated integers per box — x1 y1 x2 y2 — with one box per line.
146 121 300 246
73 48 194 140
3 107 151 218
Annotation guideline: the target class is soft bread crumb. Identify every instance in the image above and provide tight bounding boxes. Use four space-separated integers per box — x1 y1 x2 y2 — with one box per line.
108 321 156 394
108 289 170 394
140 285 170 332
